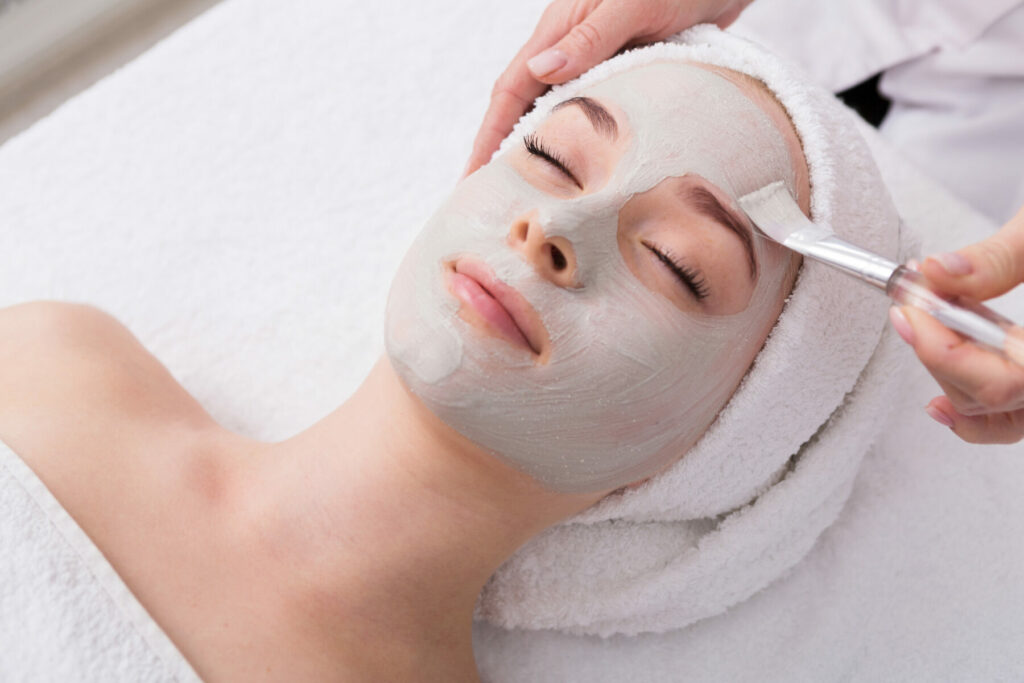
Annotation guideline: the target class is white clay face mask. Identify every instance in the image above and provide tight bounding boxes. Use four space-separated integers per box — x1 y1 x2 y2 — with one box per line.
386 62 799 493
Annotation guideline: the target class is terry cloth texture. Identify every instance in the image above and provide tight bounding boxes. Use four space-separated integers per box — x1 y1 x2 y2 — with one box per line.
0 440 201 682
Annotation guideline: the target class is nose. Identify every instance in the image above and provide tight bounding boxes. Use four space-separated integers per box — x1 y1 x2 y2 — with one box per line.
507 213 579 288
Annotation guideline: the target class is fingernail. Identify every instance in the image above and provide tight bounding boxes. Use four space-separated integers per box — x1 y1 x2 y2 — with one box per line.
527 48 568 78
888 306 915 345
906 258 920 272
925 404 955 428
461 160 472 179
931 252 973 276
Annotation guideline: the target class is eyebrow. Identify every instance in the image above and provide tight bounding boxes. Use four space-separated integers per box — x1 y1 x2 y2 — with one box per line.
682 186 758 280
552 97 619 140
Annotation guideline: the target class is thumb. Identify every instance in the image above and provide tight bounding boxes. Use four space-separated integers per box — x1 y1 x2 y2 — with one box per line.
926 395 1024 445
921 203 1024 301
527 1 644 84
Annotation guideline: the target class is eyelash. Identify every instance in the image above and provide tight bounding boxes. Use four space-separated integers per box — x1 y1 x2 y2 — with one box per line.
644 242 710 301
523 134 581 188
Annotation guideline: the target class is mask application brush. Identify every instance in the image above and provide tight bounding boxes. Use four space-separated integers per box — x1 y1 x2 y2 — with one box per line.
739 182 1024 368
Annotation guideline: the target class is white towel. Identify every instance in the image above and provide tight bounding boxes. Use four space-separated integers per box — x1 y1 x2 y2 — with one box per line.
0 441 201 682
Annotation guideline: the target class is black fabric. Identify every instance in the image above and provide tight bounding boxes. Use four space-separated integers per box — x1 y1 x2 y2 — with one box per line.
837 74 892 128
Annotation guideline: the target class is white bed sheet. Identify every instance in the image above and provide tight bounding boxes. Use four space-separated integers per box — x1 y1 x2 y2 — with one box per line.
1 1 1022 680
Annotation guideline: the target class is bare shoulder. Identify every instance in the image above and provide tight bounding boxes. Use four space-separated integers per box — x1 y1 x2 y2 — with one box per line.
0 301 216 486
0 301 136 422
0 300 213 425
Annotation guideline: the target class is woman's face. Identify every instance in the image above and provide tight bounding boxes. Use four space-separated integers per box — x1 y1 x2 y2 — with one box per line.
386 61 810 494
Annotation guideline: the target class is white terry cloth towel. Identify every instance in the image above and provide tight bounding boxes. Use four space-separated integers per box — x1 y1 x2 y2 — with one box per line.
474 25 907 637
1 1 1024 679
0 440 201 682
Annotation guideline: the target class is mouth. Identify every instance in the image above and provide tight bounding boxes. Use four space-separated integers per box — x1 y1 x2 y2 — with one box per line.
443 258 550 361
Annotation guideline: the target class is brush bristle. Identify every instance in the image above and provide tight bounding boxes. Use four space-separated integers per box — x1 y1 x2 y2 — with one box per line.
738 181 826 244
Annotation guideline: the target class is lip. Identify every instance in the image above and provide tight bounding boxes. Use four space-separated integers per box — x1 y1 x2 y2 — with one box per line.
444 258 550 361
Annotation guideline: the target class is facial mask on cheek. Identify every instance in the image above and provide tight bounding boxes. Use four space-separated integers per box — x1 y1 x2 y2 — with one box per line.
385 62 797 493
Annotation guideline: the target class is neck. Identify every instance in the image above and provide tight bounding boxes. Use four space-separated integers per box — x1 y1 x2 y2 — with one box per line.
227 356 604 679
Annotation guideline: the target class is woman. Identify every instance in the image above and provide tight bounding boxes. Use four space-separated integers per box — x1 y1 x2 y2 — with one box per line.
0 52 811 682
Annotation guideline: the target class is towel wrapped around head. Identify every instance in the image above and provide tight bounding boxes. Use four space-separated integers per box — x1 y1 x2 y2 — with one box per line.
474 25 914 637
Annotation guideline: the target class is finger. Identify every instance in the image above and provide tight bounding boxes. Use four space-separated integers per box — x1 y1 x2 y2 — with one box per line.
527 0 650 84
899 306 1024 414
713 0 756 28
931 375 990 416
926 395 1024 444
464 84 542 177
463 1 585 177
917 327 1024 415
891 306 981 413
921 203 1024 300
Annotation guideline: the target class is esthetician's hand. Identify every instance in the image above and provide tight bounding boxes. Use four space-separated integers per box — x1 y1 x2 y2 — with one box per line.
889 204 1024 444
463 0 756 177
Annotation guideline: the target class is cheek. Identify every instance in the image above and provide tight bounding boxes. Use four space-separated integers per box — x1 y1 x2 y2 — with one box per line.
615 222 643 282
638 255 794 413
615 202 673 308
706 259 795 376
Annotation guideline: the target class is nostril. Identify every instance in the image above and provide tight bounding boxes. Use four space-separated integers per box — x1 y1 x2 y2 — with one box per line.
548 244 567 271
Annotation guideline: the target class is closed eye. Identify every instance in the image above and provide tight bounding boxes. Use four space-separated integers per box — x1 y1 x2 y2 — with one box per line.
523 134 583 189
643 241 710 301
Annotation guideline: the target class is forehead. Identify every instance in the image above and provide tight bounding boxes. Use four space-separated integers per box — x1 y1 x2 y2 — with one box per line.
575 61 799 202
